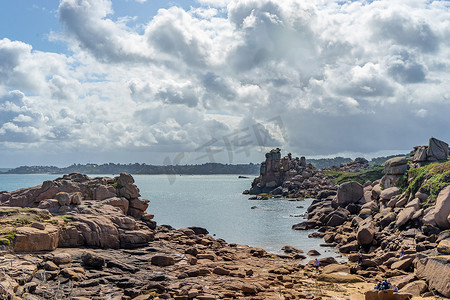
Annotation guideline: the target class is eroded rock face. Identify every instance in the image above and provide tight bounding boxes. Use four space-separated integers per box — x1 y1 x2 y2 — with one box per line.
2 173 156 251
434 186 450 229
427 137 449 161
415 255 450 297
14 224 60 252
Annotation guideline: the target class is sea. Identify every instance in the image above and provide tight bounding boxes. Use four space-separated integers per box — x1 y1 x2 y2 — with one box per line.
0 174 343 260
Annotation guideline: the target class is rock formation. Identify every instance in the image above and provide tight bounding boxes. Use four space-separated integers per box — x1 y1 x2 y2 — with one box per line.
0 172 154 252
286 138 450 298
1 174 375 299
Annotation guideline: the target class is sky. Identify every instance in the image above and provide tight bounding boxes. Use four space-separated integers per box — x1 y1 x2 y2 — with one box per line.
0 0 449 167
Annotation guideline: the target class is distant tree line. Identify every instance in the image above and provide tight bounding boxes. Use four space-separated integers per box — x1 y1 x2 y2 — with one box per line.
2 163 260 175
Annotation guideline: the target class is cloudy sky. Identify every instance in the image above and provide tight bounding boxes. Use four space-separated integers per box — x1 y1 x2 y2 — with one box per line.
0 0 449 167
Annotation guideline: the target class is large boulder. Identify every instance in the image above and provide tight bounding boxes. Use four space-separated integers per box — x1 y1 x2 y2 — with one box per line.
14 224 60 252
396 207 416 227
391 258 413 271
422 208 436 226
413 146 428 162
357 222 375 245
384 157 408 175
415 255 450 298
434 186 450 229
380 187 400 201
399 280 427 296
427 137 449 161
336 181 363 207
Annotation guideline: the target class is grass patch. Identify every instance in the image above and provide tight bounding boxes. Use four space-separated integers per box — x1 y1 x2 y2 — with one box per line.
12 216 34 227
0 231 16 245
323 166 384 185
397 160 450 208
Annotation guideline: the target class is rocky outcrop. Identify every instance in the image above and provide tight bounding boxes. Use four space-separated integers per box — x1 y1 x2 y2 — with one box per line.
381 157 408 189
0 173 155 252
0 224 372 299
410 137 449 164
415 255 450 297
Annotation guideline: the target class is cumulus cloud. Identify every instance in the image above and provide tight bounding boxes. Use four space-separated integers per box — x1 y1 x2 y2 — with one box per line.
1 0 450 166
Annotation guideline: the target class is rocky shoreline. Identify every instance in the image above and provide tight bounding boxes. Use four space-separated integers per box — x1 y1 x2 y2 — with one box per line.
245 138 450 299
0 138 449 299
1 172 373 300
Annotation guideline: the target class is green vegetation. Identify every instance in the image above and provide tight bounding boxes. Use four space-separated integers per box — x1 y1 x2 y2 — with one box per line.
12 216 33 227
0 231 16 245
323 166 384 185
397 160 450 207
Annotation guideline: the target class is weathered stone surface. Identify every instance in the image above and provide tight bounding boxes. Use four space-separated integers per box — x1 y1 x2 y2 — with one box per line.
317 273 364 283
95 185 117 200
37 199 60 213
391 258 413 271
380 187 400 201
307 249 321 256
64 215 120 248
427 137 449 160
357 222 375 245
129 198 149 211
53 253 72 265
71 192 83 205
435 186 450 229
413 146 427 162
102 197 129 214
151 255 175 267
82 251 105 269
415 255 450 297
339 241 359 253
119 229 154 248
390 274 416 289
14 224 60 252
437 238 450 255
56 192 71 206
405 198 420 211
396 207 415 227
422 208 436 226
337 181 364 207
399 280 427 296
322 264 350 274
384 157 408 175
380 212 396 228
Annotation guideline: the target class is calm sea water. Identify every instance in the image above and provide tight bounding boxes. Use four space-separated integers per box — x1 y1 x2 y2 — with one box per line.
0 174 341 258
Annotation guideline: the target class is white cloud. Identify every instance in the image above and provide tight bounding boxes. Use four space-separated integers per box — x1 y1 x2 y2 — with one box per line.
1 0 450 166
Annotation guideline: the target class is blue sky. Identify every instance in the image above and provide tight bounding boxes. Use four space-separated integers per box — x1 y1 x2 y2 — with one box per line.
0 0 449 167
0 0 197 53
